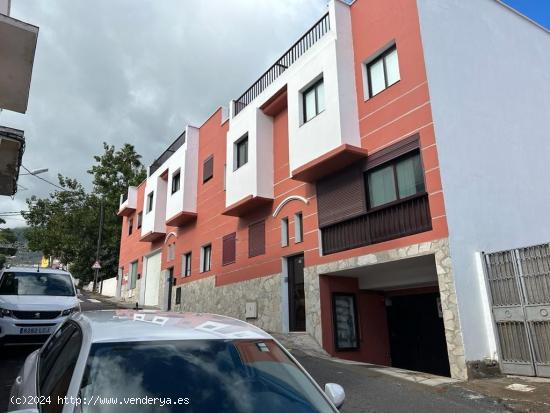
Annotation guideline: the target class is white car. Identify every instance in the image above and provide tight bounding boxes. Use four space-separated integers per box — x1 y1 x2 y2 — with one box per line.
0 266 81 346
9 310 345 412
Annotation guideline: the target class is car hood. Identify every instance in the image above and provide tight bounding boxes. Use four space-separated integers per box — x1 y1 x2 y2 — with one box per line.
0 295 78 311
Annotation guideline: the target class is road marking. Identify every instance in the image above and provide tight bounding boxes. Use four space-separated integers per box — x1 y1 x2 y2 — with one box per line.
87 298 101 303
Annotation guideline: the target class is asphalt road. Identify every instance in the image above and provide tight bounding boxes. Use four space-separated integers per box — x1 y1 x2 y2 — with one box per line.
1 294 509 413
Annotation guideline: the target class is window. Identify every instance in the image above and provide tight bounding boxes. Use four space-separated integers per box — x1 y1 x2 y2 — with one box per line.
129 260 138 289
294 212 303 243
128 217 133 236
203 155 214 183
222 232 236 265
367 152 425 208
366 45 400 98
200 244 212 272
137 212 143 229
234 134 248 170
171 170 181 194
146 191 154 213
167 243 175 262
281 217 289 247
182 252 192 277
39 321 82 413
248 220 265 257
175 287 181 305
302 78 325 123
332 294 359 350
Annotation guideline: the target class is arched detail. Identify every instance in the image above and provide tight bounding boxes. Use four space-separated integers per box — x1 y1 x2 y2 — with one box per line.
272 195 309 217
164 231 177 244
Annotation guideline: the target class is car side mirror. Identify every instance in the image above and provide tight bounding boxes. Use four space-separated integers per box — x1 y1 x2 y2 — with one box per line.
325 383 345 409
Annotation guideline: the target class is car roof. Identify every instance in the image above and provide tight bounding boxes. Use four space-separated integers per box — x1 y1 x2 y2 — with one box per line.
75 310 273 343
1 266 71 275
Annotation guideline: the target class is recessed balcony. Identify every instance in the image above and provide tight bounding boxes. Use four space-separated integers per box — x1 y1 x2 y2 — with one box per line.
117 186 137 217
0 13 39 114
291 144 368 182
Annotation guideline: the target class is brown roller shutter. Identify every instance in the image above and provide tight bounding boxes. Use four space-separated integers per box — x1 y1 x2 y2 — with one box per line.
222 232 236 265
366 133 420 170
316 163 367 228
203 155 214 182
248 220 266 257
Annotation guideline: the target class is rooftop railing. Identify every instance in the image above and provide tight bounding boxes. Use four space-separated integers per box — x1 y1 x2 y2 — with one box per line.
233 12 330 117
149 131 186 176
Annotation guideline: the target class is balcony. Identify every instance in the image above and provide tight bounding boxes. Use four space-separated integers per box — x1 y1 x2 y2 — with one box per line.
321 193 432 255
233 13 330 117
0 12 38 114
117 186 137 217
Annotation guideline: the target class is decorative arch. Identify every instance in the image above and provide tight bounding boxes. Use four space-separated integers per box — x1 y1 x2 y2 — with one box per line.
272 195 309 217
164 231 177 244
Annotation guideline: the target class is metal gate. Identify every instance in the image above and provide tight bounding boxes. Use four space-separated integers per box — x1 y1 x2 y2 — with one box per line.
484 243 550 377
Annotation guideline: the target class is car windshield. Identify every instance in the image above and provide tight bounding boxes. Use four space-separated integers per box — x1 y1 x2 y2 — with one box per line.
0 271 74 296
79 339 336 413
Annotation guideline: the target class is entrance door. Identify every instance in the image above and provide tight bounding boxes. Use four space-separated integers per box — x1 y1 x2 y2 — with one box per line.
485 244 550 377
143 252 161 307
288 254 306 331
386 292 451 376
166 267 174 311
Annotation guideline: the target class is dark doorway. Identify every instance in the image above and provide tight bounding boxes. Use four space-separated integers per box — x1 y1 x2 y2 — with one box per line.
386 292 450 377
288 254 306 331
166 267 174 311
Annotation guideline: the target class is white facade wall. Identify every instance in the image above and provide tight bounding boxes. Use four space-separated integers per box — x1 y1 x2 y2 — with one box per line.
119 186 137 211
225 0 360 207
417 0 550 362
165 126 199 220
0 0 10 16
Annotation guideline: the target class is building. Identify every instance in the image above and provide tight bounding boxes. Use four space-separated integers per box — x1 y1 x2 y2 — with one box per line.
117 0 550 380
0 0 39 196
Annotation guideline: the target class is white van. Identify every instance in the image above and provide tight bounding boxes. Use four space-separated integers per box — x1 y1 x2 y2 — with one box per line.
0 266 80 346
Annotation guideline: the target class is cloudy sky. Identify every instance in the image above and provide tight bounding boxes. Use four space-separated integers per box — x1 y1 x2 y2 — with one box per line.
0 0 328 227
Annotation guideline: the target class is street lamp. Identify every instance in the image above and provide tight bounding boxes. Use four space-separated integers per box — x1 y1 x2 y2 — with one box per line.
20 168 48 176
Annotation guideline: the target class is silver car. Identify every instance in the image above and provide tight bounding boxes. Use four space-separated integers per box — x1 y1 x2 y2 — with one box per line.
9 310 345 412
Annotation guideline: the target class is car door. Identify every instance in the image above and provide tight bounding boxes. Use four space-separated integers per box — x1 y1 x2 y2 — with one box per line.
38 321 83 413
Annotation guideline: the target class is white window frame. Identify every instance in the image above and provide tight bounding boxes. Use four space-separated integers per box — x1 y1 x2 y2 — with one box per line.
294 212 303 243
281 217 289 247
200 244 212 273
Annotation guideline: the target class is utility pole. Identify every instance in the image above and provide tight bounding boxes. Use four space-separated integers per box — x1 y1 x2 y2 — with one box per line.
92 199 104 292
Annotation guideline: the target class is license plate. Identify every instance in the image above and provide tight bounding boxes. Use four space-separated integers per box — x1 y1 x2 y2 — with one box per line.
20 327 52 335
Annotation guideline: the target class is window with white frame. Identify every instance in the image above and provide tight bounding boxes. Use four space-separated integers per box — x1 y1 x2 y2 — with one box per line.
365 45 400 98
281 217 289 247
171 170 181 194
234 134 248 170
146 191 154 213
302 78 325 123
167 243 175 261
200 244 212 273
182 252 192 277
294 212 303 243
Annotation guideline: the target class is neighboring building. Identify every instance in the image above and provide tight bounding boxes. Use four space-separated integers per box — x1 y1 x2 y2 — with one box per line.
0 0 39 196
117 0 550 381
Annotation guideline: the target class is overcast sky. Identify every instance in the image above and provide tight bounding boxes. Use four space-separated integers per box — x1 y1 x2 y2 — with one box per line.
0 0 328 227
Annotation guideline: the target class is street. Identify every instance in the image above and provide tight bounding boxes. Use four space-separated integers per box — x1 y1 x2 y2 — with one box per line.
0 294 513 413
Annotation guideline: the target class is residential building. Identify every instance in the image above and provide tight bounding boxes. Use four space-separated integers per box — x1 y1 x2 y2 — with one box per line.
117 0 550 381
0 0 39 196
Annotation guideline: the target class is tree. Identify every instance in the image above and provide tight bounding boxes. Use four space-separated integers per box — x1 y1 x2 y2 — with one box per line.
23 143 146 283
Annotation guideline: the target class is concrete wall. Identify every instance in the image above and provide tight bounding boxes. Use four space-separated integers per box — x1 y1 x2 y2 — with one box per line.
100 276 117 297
417 0 550 362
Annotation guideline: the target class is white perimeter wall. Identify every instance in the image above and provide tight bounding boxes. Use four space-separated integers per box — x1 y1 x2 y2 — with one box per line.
417 0 550 361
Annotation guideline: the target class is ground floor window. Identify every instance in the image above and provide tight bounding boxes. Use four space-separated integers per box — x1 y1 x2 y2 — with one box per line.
332 293 359 350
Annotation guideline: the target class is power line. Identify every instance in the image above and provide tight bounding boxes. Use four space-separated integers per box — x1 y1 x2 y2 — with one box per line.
21 165 67 191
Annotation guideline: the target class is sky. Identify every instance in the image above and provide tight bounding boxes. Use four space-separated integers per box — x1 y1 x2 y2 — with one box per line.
0 0 548 228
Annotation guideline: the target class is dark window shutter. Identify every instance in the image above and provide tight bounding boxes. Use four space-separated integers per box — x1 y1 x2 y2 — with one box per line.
316 164 367 228
175 287 181 305
366 133 420 170
248 220 266 257
203 155 214 182
222 232 236 265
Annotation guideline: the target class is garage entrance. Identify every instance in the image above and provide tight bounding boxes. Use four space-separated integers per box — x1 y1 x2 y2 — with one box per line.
386 291 450 376
143 251 161 307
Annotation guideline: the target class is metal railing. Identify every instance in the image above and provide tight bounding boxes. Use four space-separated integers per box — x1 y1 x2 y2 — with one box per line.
233 12 330 116
149 131 186 176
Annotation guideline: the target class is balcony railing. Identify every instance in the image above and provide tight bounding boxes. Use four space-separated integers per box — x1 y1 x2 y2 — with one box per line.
233 12 330 116
149 131 186 176
321 193 432 255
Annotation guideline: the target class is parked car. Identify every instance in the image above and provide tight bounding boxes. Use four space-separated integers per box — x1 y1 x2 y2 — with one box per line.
9 310 345 412
0 266 81 347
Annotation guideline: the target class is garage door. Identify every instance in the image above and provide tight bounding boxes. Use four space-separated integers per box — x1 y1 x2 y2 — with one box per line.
143 252 161 307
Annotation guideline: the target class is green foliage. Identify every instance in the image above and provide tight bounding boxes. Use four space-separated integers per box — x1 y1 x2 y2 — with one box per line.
23 143 146 283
